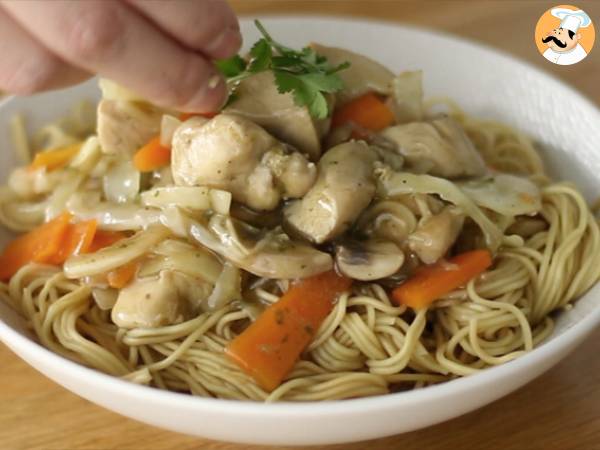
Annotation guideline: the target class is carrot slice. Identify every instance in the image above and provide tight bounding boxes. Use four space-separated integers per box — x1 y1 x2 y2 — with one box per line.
179 112 217 121
107 261 139 289
49 220 98 265
30 142 82 171
0 213 73 280
88 230 127 253
226 271 352 392
331 92 395 132
392 250 493 309
133 136 171 172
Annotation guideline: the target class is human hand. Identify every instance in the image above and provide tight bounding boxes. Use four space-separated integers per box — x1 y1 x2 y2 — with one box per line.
0 0 241 112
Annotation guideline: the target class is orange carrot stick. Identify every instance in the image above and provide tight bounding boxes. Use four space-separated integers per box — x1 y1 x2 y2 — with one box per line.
107 261 139 289
0 213 73 280
49 219 98 265
88 230 127 253
30 142 82 171
331 92 395 133
226 271 352 392
133 136 171 172
392 250 493 310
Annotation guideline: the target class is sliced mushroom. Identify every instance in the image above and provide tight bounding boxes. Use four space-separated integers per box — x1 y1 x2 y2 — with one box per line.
224 71 328 160
184 213 333 279
171 114 316 211
336 240 404 281
111 271 212 329
284 141 378 244
381 117 486 178
357 200 417 246
97 99 162 155
311 43 394 104
506 217 548 238
408 206 465 265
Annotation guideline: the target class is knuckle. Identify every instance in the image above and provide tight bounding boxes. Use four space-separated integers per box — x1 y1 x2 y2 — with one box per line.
0 56 58 95
181 0 233 48
64 6 123 61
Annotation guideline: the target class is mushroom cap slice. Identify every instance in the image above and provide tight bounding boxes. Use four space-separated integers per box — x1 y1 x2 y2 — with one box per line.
336 240 404 281
224 71 327 160
310 43 394 104
183 213 333 280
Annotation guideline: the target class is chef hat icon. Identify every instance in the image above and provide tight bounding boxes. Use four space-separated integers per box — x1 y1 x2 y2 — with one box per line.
551 8 592 33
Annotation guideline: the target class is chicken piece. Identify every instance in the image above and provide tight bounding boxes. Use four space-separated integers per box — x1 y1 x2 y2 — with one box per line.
224 71 329 160
111 271 211 329
97 99 162 155
311 43 394 104
171 114 317 211
408 206 465 264
284 141 378 244
381 117 486 178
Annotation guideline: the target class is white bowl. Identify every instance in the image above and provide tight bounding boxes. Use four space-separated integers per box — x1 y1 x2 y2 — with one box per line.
1 16 599 446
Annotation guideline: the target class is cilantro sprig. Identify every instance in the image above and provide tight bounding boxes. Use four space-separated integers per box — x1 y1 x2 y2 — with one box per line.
215 20 350 119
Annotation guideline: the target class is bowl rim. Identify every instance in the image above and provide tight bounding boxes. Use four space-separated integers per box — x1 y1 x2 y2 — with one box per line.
1 14 599 416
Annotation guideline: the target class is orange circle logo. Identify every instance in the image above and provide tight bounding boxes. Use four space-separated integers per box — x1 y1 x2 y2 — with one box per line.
535 4 595 65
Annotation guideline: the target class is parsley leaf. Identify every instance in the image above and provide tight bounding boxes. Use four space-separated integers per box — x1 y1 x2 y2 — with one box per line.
215 20 350 119
215 55 247 78
248 38 272 72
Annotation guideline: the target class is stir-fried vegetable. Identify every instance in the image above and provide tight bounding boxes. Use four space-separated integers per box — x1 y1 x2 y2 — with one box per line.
107 261 139 289
457 174 541 217
377 170 504 251
103 160 141 204
64 226 170 279
392 249 492 309
29 142 83 171
331 92 395 134
88 230 127 253
226 270 352 391
0 212 73 279
133 136 171 172
391 70 424 123
141 186 232 215
49 219 97 265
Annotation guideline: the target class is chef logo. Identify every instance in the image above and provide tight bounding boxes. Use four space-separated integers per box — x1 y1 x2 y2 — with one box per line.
535 4 595 65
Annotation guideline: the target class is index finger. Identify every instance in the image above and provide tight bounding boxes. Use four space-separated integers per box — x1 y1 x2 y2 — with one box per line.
127 0 242 60
1 0 227 112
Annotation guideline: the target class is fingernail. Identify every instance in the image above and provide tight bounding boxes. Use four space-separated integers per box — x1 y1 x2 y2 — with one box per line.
185 71 227 113
204 26 242 59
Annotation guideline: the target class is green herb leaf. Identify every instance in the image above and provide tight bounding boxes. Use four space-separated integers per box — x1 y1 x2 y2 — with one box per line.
248 38 272 72
216 20 350 119
215 55 247 78
298 73 343 93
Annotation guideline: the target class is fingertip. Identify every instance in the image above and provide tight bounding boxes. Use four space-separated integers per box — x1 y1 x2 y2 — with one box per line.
180 70 228 113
